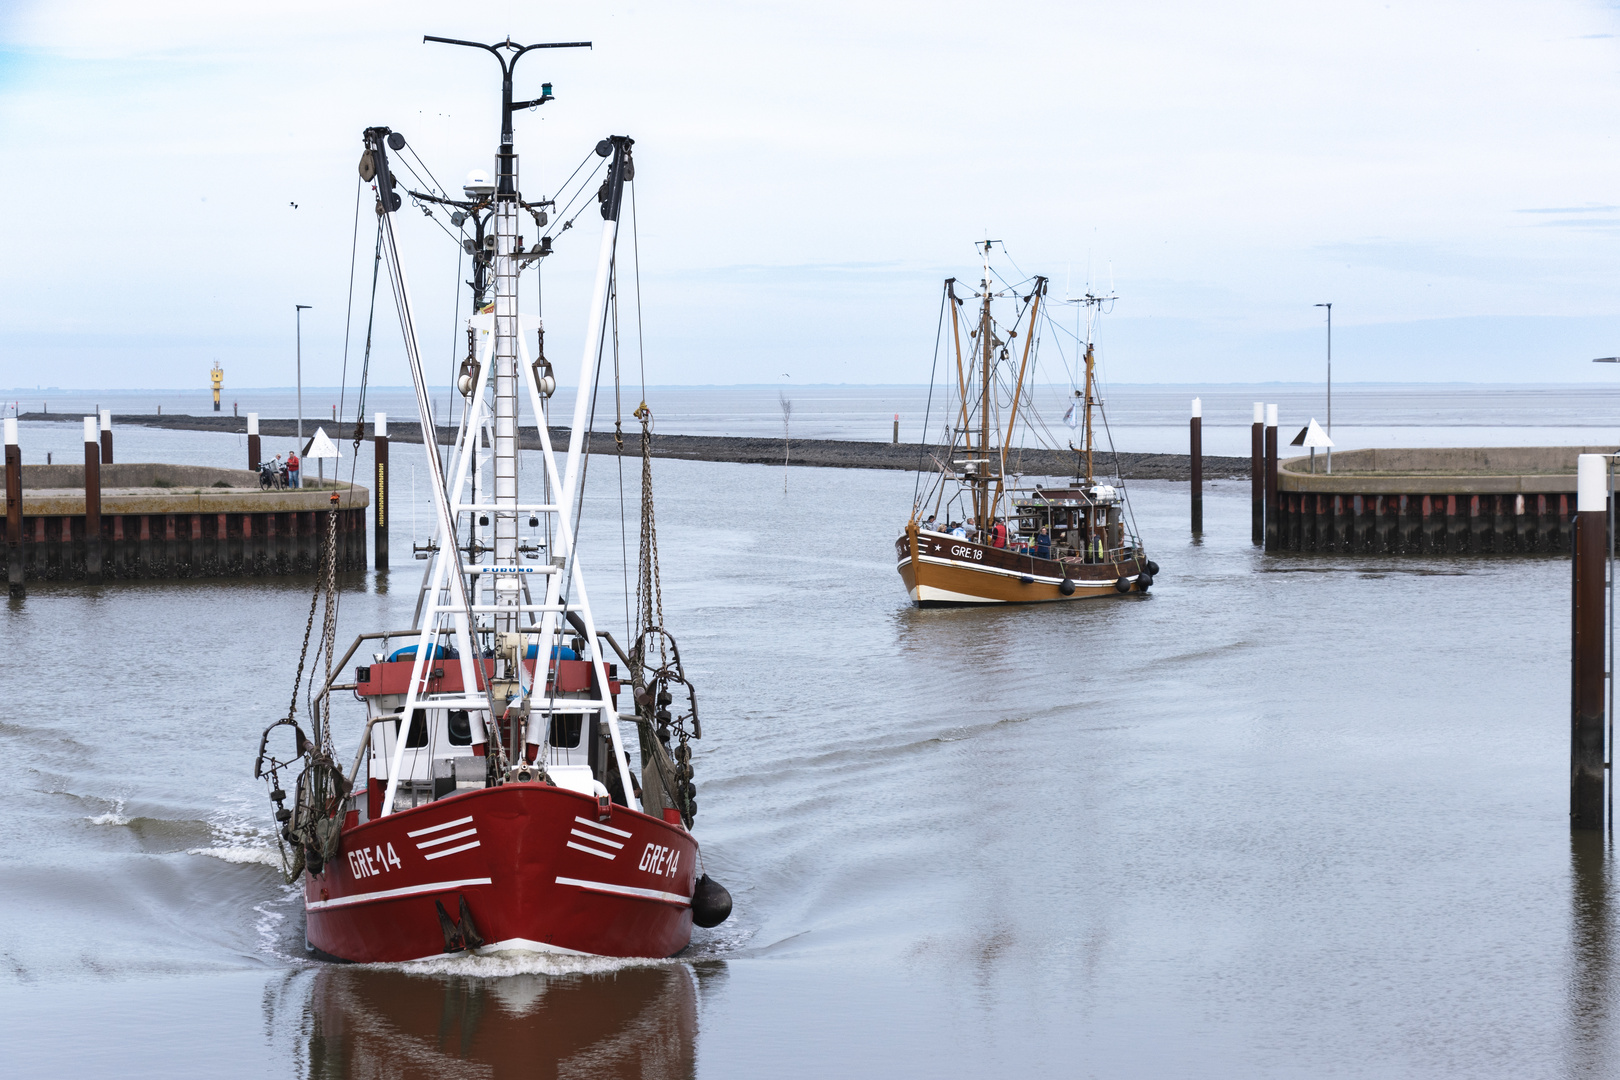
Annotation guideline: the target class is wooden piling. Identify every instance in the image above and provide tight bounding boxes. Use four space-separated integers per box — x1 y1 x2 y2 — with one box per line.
1571 454 1607 830
83 417 102 583
893 414 899 445
99 411 112 464
247 412 261 471
1251 403 1264 546
1264 405 1278 550
1190 397 1203 534
5 419 21 598
374 412 389 572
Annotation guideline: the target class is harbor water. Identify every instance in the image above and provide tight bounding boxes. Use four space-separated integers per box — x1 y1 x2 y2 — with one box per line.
1 417 1617 1076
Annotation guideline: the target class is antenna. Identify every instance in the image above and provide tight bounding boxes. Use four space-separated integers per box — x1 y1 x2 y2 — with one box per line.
423 35 592 193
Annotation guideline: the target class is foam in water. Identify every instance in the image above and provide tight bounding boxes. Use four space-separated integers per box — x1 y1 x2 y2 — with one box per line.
87 798 129 826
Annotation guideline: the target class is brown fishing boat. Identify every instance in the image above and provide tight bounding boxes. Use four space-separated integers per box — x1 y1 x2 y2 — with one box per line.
896 242 1158 607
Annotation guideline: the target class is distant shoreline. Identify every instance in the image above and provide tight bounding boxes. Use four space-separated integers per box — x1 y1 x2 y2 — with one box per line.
14 412 1246 482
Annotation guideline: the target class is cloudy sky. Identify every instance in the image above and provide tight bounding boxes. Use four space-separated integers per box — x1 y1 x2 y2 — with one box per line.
2 0 1618 390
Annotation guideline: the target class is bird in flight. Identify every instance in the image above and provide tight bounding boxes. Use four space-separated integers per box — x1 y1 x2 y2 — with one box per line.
289 201 299 209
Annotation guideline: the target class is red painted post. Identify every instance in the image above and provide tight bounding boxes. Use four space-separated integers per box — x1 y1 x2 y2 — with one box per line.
83 416 102 584
1263 404 1278 550
1190 397 1203 535
1251 402 1263 546
374 412 389 572
247 412 261 472
99 410 112 464
1572 454 1607 830
5 418 21 598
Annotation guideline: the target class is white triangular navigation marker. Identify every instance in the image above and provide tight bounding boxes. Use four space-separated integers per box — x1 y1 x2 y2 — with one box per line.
304 426 341 459
1299 418 1333 448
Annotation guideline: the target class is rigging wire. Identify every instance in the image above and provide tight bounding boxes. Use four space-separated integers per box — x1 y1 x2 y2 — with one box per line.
911 284 948 512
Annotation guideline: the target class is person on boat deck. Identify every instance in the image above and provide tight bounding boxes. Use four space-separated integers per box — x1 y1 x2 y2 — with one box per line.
949 520 967 538
287 449 301 489
990 518 1008 549
923 515 937 532
1035 526 1051 559
965 516 978 541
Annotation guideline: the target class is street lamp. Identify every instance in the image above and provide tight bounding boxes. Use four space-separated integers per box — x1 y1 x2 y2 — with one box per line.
1315 302 1332 473
296 302 311 440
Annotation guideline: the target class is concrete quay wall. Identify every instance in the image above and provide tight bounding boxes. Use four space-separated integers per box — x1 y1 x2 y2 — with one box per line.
1271 446 1616 555
2 464 370 581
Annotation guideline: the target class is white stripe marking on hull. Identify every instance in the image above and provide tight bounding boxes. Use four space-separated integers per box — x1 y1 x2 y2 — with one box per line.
423 840 481 860
306 876 493 911
554 875 691 907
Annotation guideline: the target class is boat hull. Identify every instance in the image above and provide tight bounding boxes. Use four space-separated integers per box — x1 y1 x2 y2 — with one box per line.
303 782 698 963
896 529 1145 606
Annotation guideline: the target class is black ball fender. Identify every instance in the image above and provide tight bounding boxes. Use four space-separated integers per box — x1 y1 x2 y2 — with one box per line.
1059 578 1076 596
1114 577 1131 593
692 874 733 928
1145 560 1160 576
1136 572 1154 592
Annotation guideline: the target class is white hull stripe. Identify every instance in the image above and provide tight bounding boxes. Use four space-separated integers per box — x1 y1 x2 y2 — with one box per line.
307 876 493 911
423 840 481 860
901 553 1135 587
554 875 690 907
407 815 475 838
566 841 616 859
416 827 478 849
573 815 632 838
569 828 623 850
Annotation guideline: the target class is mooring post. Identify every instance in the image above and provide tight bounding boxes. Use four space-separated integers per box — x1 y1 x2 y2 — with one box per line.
1190 397 1203 535
1251 402 1264 546
1264 404 1279 550
83 416 102 584
1572 454 1607 830
99 409 112 465
374 411 388 572
893 413 899 445
5 418 22 599
247 412 260 471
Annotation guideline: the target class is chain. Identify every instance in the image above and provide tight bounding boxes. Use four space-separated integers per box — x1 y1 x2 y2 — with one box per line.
286 579 321 728
633 402 665 670
319 499 340 755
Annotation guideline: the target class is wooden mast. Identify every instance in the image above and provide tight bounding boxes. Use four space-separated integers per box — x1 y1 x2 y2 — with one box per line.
977 242 993 531
1082 341 1096 486
993 276 1045 524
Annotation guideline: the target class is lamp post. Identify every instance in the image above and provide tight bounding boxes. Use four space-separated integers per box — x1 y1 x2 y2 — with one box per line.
1315 302 1332 473
295 304 312 442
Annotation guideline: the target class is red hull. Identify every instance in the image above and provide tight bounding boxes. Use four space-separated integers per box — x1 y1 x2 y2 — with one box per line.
304 783 698 962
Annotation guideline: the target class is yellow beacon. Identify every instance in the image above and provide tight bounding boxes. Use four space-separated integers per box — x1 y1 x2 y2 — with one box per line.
210 361 224 412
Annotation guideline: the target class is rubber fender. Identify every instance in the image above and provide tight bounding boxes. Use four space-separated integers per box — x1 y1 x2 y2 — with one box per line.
1059 578 1076 596
1145 560 1160 576
692 874 733 928
1019 574 1034 584
1114 577 1131 593
1136 572 1154 592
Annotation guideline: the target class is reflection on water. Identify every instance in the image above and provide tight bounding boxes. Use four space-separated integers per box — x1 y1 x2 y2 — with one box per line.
1567 834 1613 1078
271 962 705 1080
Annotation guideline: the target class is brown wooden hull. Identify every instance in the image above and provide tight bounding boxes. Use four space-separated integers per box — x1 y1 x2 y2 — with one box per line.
895 529 1145 606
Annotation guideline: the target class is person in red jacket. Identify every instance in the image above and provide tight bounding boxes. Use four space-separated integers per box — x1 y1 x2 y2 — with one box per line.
287 449 301 489
991 518 1008 549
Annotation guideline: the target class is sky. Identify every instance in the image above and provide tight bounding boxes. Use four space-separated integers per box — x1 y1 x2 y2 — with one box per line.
1 0 1619 391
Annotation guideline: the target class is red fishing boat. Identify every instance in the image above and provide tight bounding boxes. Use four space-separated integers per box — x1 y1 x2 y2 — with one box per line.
255 35 729 963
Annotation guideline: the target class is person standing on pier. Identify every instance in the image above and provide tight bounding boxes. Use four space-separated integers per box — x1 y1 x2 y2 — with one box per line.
287 449 301 489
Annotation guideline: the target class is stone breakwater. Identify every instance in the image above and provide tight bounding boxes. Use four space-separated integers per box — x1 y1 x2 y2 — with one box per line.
18 413 1247 482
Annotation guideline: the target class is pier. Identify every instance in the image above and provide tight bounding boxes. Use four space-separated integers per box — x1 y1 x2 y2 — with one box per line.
0 462 368 581
1268 446 1616 554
